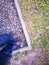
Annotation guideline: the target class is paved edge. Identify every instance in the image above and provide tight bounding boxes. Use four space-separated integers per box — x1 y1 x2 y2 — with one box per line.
12 0 32 54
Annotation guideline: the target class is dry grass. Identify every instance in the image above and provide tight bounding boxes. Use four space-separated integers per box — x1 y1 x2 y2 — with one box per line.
18 0 49 48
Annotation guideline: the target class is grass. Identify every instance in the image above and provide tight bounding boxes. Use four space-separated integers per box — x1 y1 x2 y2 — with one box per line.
18 0 49 48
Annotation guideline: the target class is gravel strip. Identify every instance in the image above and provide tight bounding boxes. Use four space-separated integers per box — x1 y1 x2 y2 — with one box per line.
0 0 27 48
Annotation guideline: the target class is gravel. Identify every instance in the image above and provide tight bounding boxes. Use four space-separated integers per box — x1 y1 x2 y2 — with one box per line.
0 0 27 48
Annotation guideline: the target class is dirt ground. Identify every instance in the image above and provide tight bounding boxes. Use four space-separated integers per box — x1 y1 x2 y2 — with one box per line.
10 46 49 65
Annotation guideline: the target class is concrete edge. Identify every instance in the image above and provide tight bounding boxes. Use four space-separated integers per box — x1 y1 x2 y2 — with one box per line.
13 0 32 54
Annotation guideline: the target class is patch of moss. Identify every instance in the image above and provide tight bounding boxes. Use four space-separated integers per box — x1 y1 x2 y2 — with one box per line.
18 0 49 48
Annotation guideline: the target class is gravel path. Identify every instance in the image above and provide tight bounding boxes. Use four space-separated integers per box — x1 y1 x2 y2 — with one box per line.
0 0 27 48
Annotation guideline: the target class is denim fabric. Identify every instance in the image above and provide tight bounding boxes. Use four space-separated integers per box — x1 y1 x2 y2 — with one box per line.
0 34 18 65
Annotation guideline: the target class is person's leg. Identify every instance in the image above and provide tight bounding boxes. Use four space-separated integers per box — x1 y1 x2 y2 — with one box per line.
0 52 11 65
0 34 17 65
0 34 14 47
0 41 13 65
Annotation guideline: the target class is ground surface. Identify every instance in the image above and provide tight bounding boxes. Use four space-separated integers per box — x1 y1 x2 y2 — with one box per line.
11 46 49 65
18 0 49 48
0 0 49 65
0 0 27 48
